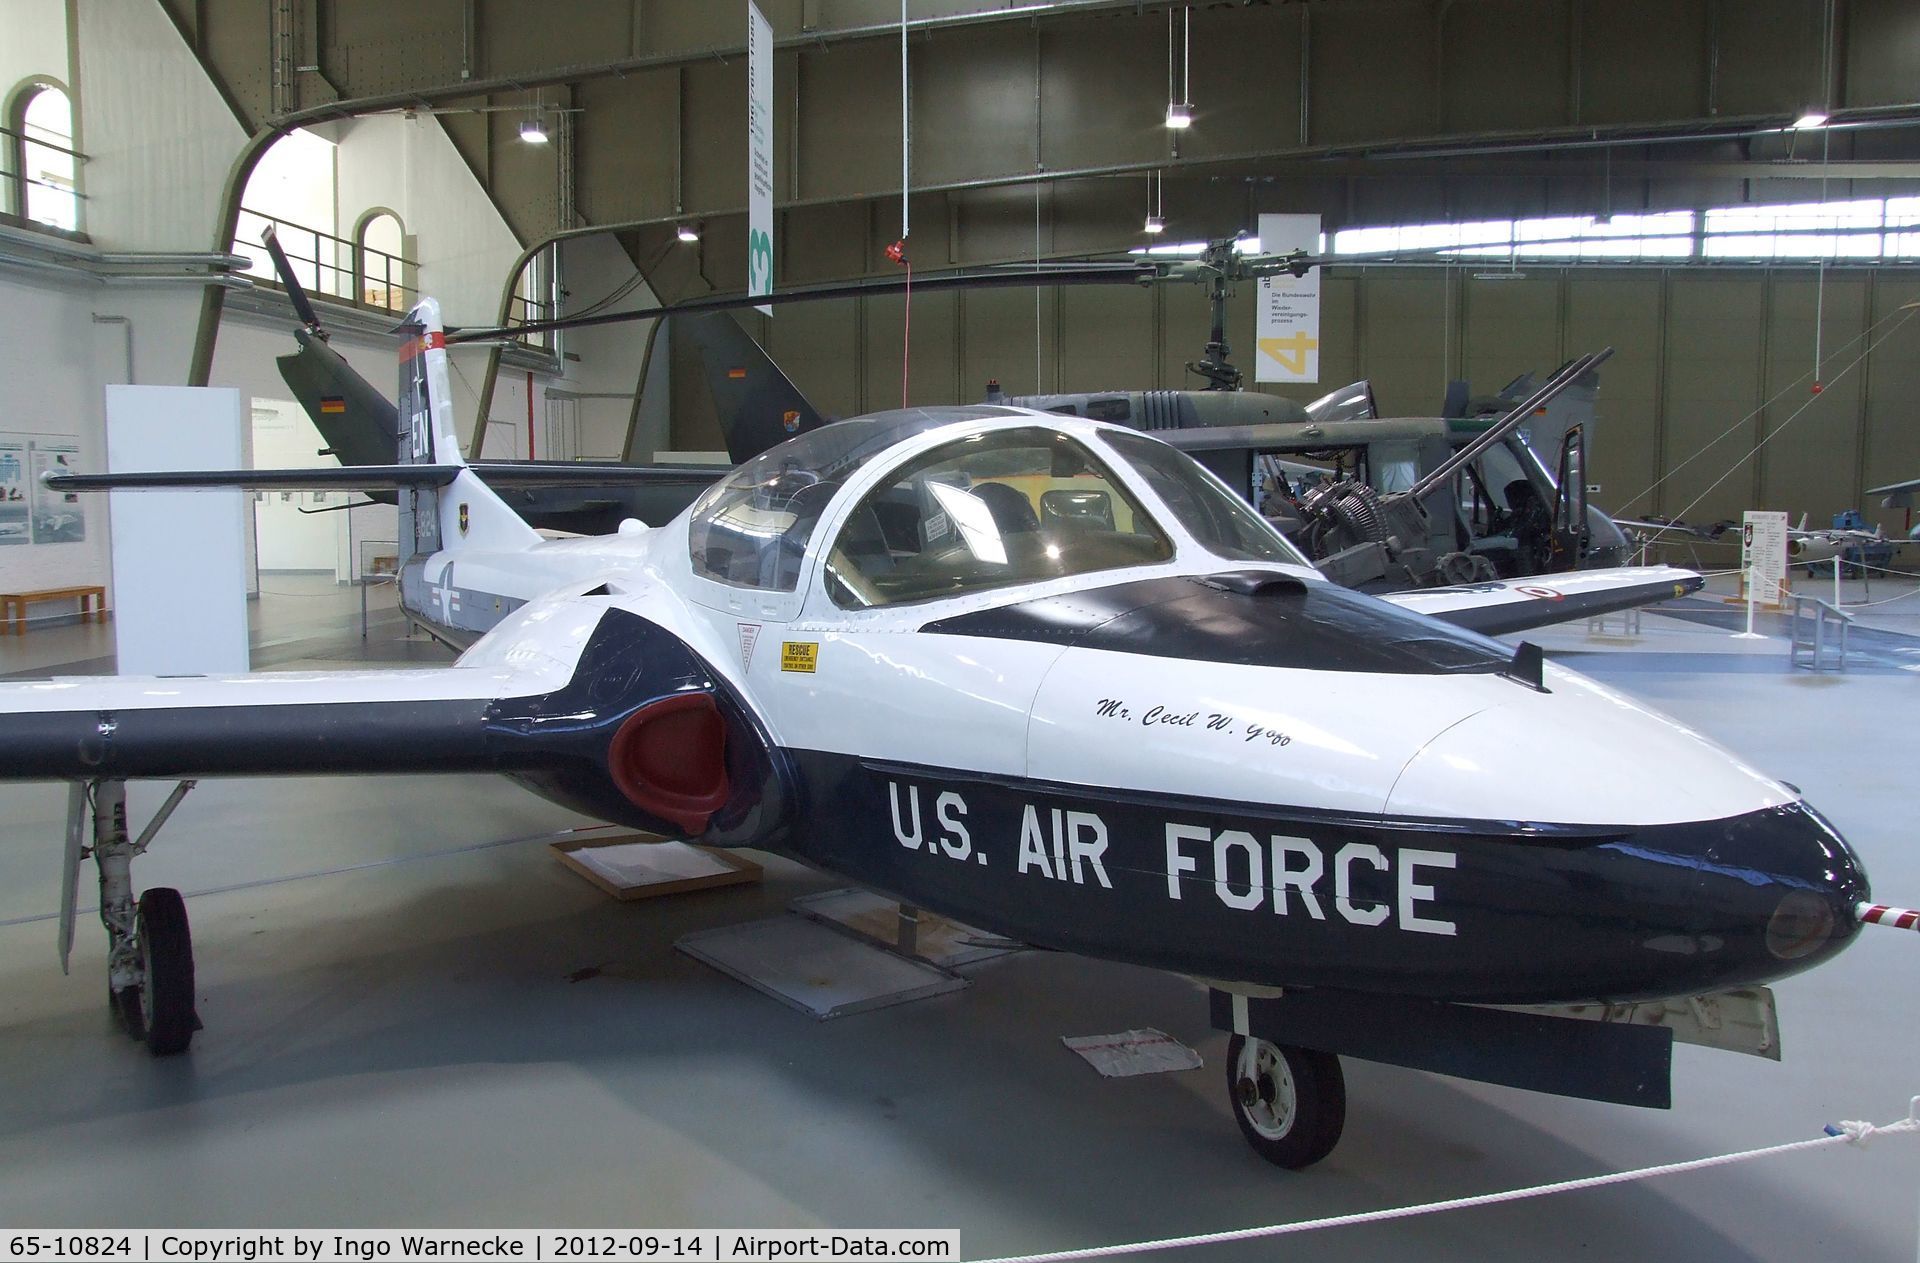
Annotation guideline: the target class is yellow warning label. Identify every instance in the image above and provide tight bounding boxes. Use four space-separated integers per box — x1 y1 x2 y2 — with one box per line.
780 641 819 673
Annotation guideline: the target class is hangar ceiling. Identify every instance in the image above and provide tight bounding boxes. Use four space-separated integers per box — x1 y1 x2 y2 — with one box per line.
162 0 1920 300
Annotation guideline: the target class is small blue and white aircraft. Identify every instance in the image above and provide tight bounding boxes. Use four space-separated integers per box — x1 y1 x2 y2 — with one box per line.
11 301 1893 1168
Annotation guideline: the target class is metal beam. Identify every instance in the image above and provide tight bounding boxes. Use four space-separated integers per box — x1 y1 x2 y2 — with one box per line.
186 0 1155 386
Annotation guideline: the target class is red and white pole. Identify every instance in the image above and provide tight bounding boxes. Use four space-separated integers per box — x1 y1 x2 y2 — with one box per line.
1857 902 1920 932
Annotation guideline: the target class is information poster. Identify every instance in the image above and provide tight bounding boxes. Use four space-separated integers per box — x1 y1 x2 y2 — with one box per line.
0 432 87 544
29 436 87 543
1254 212 1322 384
0 435 26 545
1741 509 1789 607
746 0 774 315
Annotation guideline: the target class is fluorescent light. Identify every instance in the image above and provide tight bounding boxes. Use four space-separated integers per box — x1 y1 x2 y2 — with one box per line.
1144 214 1166 234
1793 111 1830 129
676 224 700 243
1164 101 1193 129
519 117 549 144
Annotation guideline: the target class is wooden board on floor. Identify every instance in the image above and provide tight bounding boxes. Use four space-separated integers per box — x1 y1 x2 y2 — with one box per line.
551 836 762 901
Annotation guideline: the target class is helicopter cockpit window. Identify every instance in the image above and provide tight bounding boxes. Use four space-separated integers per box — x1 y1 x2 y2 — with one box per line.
689 409 985 591
1373 441 1419 493
826 427 1173 608
1101 429 1311 567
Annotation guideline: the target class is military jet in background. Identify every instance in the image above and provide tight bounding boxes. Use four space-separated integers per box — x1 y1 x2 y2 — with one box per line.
25 296 1879 1173
1617 510 1918 575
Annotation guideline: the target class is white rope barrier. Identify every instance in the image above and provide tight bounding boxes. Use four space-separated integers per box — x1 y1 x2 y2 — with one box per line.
1843 560 1920 580
1839 586 1920 609
1616 302 1920 516
969 1101 1920 1263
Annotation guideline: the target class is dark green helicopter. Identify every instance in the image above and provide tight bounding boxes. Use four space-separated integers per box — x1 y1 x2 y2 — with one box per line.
992 236 1630 591
265 227 1628 593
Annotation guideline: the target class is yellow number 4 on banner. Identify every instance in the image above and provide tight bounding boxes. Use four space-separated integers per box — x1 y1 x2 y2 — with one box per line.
1258 332 1319 375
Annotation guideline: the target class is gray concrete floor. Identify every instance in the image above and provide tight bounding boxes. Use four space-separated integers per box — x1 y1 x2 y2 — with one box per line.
0 577 1916 1258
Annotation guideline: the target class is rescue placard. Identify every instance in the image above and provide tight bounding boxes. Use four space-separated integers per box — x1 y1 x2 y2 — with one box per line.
780 641 819 673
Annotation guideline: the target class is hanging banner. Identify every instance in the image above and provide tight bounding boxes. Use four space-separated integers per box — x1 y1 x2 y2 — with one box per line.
1254 212 1321 384
747 0 774 315
1741 510 1789 607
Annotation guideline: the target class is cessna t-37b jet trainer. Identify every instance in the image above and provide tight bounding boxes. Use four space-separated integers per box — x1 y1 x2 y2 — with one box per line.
10 300 1896 1169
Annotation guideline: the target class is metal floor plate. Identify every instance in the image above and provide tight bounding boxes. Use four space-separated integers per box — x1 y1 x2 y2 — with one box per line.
789 887 1024 968
676 915 967 1020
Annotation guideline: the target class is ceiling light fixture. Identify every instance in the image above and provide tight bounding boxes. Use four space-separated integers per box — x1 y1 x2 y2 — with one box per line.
1793 110 1830 130
1164 7 1193 129
676 224 700 243
519 115 549 144
1145 171 1165 234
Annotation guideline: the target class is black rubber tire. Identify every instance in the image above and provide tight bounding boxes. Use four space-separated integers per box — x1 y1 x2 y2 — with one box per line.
136 887 196 1057
1226 1034 1345 1169
109 983 145 1040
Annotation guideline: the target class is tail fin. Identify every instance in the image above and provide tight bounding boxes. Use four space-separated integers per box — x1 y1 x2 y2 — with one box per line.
262 225 404 477
397 300 537 560
679 311 827 463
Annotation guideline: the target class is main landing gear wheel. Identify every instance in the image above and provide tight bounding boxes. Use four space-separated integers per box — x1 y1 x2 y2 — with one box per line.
1226 1035 1345 1169
72 779 202 1056
134 888 197 1056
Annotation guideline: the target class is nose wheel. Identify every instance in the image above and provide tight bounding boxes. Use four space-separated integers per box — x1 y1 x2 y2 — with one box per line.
1226 1034 1345 1168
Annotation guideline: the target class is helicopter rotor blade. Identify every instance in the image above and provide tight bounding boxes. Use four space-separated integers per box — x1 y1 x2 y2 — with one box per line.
446 261 1157 345
259 225 324 333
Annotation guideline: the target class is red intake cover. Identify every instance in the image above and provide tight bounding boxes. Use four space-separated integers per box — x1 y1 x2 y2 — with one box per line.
607 693 730 836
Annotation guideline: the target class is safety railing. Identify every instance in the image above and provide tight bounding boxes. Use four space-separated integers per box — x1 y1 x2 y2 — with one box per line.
1788 593 1852 673
231 209 418 315
0 122 84 232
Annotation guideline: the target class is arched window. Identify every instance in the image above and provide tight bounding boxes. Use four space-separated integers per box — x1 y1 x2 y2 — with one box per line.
512 247 551 348
355 209 409 312
7 81 78 231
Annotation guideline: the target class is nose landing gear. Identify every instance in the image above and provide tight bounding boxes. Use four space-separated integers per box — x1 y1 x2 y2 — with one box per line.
64 778 200 1056
1226 1034 1346 1169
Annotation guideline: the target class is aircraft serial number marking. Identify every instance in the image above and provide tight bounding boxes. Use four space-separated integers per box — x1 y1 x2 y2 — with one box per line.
885 779 1455 935
1094 698 1292 748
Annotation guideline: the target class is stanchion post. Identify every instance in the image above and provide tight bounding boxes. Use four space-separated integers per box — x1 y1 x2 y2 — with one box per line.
1734 565 1766 640
1834 553 1843 609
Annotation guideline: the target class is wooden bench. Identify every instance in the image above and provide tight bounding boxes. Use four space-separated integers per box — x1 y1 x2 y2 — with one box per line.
1 585 108 635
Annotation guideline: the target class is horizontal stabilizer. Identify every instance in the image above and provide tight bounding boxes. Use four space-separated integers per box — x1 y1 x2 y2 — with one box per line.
47 463 729 494
46 466 465 492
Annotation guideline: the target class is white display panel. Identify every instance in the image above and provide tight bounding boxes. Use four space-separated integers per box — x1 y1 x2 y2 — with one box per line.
1255 212 1322 384
105 385 249 675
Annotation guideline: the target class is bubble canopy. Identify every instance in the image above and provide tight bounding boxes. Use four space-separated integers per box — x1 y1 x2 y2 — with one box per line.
686 407 1309 597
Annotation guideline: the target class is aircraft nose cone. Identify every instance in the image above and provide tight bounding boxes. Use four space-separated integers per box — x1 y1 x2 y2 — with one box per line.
1386 693 1870 995
1699 801 1868 976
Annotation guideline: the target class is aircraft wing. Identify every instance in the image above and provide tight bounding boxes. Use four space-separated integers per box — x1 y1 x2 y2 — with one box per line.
1382 566 1703 637
1867 476 1920 499
1611 517 1728 541
0 661 568 782
45 463 724 493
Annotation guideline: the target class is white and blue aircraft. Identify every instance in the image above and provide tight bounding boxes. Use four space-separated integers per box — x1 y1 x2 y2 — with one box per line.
10 300 1893 1169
